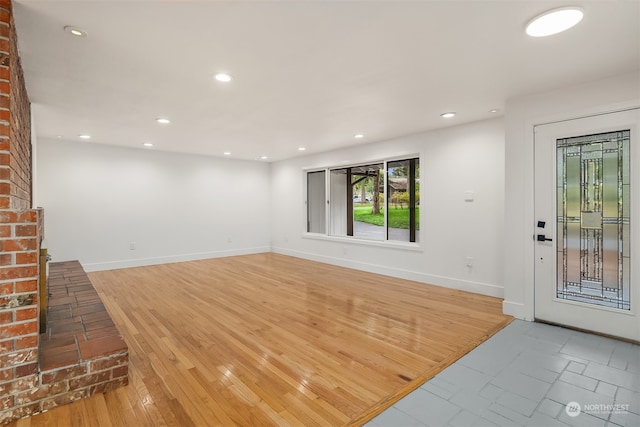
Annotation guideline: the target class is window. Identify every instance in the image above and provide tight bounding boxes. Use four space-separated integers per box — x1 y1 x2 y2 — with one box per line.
307 170 326 233
306 157 419 243
387 159 419 242
330 163 384 239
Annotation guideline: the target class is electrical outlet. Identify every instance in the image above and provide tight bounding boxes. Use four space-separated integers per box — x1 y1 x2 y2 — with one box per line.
465 256 473 267
464 191 474 202
129 242 136 250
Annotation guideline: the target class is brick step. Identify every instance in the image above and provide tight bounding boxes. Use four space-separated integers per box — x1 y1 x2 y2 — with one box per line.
32 261 128 413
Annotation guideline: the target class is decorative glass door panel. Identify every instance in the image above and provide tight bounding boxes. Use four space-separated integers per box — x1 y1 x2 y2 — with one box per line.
556 131 630 310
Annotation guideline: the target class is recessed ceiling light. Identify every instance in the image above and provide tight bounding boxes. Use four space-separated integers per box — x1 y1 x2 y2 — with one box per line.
143 142 153 147
260 155 268 160
526 7 584 37
64 26 87 37
354 134 364 139
56 135 62 139
489 109 499 114
156 118 170 124
78 134 91 139
223 152 231 156
215 73 233 83
440 112 456 118
298 147 306 151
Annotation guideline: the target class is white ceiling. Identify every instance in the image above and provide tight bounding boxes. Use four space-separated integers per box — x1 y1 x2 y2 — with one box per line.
13 1 640 162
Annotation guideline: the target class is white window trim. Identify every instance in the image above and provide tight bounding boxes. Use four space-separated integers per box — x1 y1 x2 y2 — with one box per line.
302 232 423 251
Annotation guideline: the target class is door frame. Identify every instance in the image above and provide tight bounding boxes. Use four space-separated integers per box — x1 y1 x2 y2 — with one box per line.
524 107 640 342
502 100 640 321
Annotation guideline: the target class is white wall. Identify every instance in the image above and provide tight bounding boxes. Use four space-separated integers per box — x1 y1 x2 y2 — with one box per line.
503 71 640 319
36 139 271 271
270 118 506 297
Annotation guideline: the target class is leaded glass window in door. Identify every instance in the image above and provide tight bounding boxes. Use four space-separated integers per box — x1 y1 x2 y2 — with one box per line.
556 130 630 310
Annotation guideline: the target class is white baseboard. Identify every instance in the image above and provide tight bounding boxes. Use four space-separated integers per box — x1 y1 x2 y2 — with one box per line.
80 246 506 301
502 300 533 320
273 247 504 298
81 246 271 272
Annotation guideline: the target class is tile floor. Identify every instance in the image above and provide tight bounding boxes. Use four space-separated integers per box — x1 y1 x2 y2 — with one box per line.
366 320 639 427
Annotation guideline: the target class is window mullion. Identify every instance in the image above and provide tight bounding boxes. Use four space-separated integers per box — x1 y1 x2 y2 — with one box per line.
383 161 388 240
409 159 416 242
324 168 330 236
347 168 354 236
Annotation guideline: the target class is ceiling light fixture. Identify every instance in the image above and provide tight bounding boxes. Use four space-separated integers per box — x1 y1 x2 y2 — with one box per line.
440 112 456 118
78 134 91 139
223 152 231 156
155 118 170 124
489 109 499 114
526 7 584 37
64 26 88 37
260 155 268 160
298 147 306 151
215 73 233 82
354 134 364 139
143 142 153 147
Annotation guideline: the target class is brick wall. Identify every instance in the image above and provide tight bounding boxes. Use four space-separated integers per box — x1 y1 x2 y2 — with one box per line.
0 0 44 421
1 0 30 212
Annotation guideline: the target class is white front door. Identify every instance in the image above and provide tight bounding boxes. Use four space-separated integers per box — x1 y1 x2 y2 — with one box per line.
534 108 640 342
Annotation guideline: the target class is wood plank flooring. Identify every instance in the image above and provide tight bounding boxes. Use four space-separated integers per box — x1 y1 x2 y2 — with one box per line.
12 253 512 426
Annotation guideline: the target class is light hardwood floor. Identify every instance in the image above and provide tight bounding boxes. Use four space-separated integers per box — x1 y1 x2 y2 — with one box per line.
13 253 512 426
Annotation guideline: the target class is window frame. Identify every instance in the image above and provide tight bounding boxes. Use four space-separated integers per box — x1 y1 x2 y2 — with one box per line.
303 155 421 250
306 169 327 234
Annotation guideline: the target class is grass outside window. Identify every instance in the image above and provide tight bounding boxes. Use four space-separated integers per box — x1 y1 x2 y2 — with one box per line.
353 204 420 229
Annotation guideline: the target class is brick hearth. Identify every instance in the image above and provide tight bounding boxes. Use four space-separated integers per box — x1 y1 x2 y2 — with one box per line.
37 261 128 413
1 261 128 422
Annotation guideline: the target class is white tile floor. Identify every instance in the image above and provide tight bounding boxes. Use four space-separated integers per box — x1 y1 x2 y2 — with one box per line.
366 320 639 427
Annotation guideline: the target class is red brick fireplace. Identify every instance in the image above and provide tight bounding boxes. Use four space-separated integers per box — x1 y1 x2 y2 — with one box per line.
0 0 44 419
0 1 128 422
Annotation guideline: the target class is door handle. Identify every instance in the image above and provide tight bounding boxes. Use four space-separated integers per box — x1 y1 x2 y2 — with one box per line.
537 234 553 242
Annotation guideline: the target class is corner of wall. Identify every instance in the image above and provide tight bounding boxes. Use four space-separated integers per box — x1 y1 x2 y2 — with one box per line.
502 300 533 321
